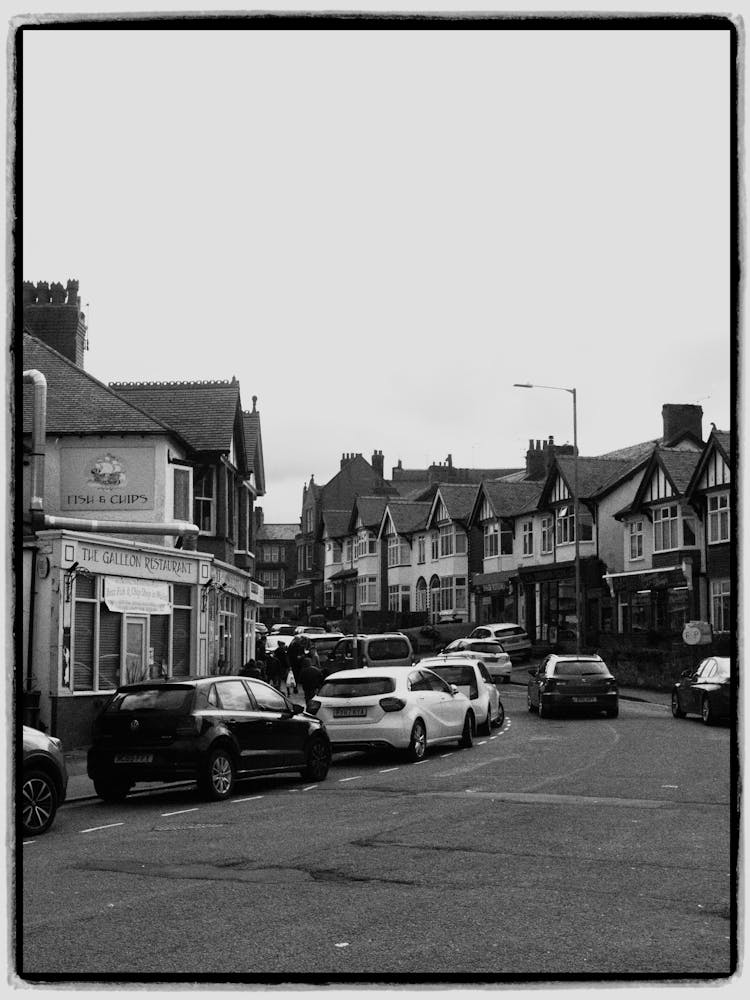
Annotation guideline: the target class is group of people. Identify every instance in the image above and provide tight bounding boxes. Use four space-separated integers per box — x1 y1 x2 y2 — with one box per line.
241 632 324 706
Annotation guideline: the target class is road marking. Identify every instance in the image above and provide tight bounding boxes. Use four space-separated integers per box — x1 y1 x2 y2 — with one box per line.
302 785 318 791
339 776 361 782
477 741 487 745
231 795 264 803
161 808 199 817
440 752 454 758
379 767 399 773
81 822 124 833
23 840 36 846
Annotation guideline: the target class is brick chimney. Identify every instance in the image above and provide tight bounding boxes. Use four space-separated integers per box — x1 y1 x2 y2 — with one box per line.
371 449 384 478
662 404 703 445
23 278 88 368
525 439 546 480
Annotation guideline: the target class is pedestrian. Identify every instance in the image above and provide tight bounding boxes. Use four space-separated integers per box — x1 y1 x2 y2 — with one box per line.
285 663 298 697
255 632 267 681
241 658 261 678
300 654 323 706
286 635 306 687
270 643 289 690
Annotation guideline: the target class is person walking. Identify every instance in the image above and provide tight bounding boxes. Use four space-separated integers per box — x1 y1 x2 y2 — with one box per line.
270 643 289 691
300 653 323 706
286 635 306 688
255 632 267 681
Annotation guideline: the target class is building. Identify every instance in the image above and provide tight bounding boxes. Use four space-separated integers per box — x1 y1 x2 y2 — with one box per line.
254 509 299 624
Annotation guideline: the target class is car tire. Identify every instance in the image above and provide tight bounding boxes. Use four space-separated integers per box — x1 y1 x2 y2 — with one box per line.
481 705 493 736
458 712 474 748
301 735 331 782
199 745 235 800
671 691 685 719
701 696 714 726
495 701 505 729
93 776 132 803
405 719 427 762
22 769 58 836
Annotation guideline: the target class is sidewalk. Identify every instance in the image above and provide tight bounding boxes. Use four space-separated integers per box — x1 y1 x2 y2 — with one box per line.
61 680 670 804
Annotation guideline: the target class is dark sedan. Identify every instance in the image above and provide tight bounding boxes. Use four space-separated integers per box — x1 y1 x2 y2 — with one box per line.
528 654 619 718
87 676 331 802
671 656 731 725
22 726 69 837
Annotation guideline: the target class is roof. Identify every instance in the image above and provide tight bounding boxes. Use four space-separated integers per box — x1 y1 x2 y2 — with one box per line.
242 404 265 494
428 483 480 525
110 378 243 455
22 333 184 441
596 439 660 462
383 501 432 536
475 481 543 519
321 510 352 540
321 454 397 511
350 495 390 531
256 523 298 542
656 448 702 494
555 456 640 499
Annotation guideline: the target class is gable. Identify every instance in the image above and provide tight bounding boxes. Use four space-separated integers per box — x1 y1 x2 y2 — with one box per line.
645 465 677 503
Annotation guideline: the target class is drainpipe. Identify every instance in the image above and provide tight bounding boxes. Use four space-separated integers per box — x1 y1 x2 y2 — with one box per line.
23 370 47 518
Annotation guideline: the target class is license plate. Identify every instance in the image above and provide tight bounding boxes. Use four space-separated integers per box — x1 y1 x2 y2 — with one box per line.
333 707 367 718
572 697 597 703
114 752 153 763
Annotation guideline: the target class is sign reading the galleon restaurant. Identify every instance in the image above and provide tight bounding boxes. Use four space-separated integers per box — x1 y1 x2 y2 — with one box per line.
60 445 155 511
74 541 201 585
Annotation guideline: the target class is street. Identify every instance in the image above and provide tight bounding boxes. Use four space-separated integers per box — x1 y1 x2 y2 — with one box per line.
19 682 733 982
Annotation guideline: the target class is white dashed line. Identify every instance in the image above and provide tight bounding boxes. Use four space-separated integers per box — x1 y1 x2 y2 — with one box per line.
379 767 399 773
81 823 124 834
339 776 361 782
302 785 318 791
231 795 264 803
440 753 455 758
161 808 199 817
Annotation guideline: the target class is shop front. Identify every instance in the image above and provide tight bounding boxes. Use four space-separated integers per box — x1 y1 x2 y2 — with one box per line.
23 530 263 748
470 570 517 624
518 556 607 646
603 559 698 639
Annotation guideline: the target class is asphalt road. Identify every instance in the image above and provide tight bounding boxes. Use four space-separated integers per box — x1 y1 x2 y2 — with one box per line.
17 683 735 984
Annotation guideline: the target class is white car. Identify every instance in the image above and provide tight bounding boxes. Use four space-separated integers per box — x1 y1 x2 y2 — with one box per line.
307 665 475 761
440 639 513 682
419 656 504 735
469 623 532 661
294 626 327 636
265 634 293 655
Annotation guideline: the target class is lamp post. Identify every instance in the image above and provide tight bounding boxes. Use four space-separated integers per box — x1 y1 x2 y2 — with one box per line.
513 382 581 655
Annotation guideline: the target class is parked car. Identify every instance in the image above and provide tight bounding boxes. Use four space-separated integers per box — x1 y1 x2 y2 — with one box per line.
440 638 512 682
270 623 297 636
469 623 532 661
294 626 327 636
671 656 731 725
265 634 294 655
325 633 414 675
527 654 619 718
307 665 475 759
87 676 331 802
306 631 345 665
419 656 504 734
22 725 68 837
254 622 269 637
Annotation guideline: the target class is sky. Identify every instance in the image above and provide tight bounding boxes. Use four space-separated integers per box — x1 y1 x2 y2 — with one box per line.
18 14 735 524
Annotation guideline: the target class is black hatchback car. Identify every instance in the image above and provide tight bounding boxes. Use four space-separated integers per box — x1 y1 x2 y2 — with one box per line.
87 676 331 802
528 654 619 718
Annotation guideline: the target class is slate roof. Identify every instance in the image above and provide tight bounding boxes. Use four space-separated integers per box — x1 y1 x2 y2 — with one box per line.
478 481 544 518
111 379 242 455
555 456 639 499
656 448 701 494
321 454 398 511
22 334 183 441
242 406 265 494
350 495 390 531
429 483 480 524
321 510 352 540
256 523 299 542
713 430 731 461
383 501 432 536
596 439 661 462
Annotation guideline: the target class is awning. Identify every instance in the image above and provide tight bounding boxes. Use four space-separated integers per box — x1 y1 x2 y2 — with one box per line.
329 568 357 581
603 561 692 597
471 570 515 594
282 580 313 596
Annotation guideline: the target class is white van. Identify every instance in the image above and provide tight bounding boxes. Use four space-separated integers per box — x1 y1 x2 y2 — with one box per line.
325 633 414 675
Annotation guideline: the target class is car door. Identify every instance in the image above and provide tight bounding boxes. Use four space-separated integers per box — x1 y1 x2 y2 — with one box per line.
477 662 499 719
214 679 267 769
246 680 307 767
528 657 548 708
421 669 466 737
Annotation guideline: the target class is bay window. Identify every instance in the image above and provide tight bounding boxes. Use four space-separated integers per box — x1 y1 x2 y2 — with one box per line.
194 468 215 534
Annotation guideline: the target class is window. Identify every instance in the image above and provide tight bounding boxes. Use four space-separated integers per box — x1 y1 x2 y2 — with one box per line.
388 584 399 612
708 493 730 543
358 575 377 606
522 520 533 556
431 533 439 560
262 545 280 562
415 577 428 612
500 522 513 555
417 536 425 564
455 531 467 555
216 679 253 711
330 542 341 564
226 471 236 542
629 521 643 560
258 570 283 595
455 576 467 610
439 525 454 557
344 539 353 565
172 466 192 522
653 504 679 551
440 576 453 611
484 523 499 558
388 534 409 567
194 468 215 534
356 531 377 559
682 512 697 547
711 579 730 633
246 679 288 712
388 585 411 612
324 583 334 606
541 516 553 554
303 508 314 534
556 506 574 545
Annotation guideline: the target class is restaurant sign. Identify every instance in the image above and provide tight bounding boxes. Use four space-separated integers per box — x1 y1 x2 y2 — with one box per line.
73 540 201 584
105 577 171 615
60 445 155 511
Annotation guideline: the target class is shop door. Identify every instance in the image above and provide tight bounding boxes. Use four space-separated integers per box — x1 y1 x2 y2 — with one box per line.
124 616 149 685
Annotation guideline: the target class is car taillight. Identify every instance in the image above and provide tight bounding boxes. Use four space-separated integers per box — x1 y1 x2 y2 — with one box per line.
379 697 406 712
307 700 321 715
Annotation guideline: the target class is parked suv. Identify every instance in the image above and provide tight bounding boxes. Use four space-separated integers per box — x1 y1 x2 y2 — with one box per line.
87 676 331 802
469 623 531 661
325 633 414 675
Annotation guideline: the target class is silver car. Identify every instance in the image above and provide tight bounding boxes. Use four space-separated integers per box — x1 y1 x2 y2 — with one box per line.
22 726 68 836
441 638 513 682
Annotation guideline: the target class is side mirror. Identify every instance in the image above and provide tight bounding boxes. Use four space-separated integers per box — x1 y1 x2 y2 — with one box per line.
449 684 459 696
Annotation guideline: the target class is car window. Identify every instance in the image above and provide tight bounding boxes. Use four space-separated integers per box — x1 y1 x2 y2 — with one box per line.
368 638 410 661
318 676 396 698
472 628 490 638
552 660 609 677
469 642 503 654
105 687 194 713
246 680 290 712
331 640 352 663
495 626 525 637
216 679 254 711
408 671 432 692
422 670 454 694
428 664 477 696
478 663 492 684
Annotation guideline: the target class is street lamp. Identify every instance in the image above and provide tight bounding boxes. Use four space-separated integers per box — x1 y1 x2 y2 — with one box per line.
513 382 581 655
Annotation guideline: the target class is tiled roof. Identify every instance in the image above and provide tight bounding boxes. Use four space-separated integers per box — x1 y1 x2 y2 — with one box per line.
556 456 638 499
384 501 432 535
596 439 660 462
480 481 543 517
432 483 480 523
657 448 701 494
242 407 265 494
713 430 731 461
22 334 181 440
111 379 242 454
351 495 390 530
321 454 397 511
321 510 352 540
256 523 298 542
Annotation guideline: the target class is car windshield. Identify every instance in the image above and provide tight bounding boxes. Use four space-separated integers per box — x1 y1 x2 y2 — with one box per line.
468 642 503 654
318 677 396 698
368 639 410 661
496 627 525 637
430 664 476 686
105 687 194 713
553 660 610 677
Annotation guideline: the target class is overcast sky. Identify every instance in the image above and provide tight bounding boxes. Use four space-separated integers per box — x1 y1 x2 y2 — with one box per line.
20 18 733 523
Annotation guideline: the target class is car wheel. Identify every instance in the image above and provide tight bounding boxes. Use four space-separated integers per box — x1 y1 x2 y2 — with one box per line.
301 735 331 782
22 769 58 836
481 703 493 736
458 712 474 748
495 701 505 729
671 691 685 718
701 696 714 726
199 745 235 800
93 776 132 803
405 719 427 762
